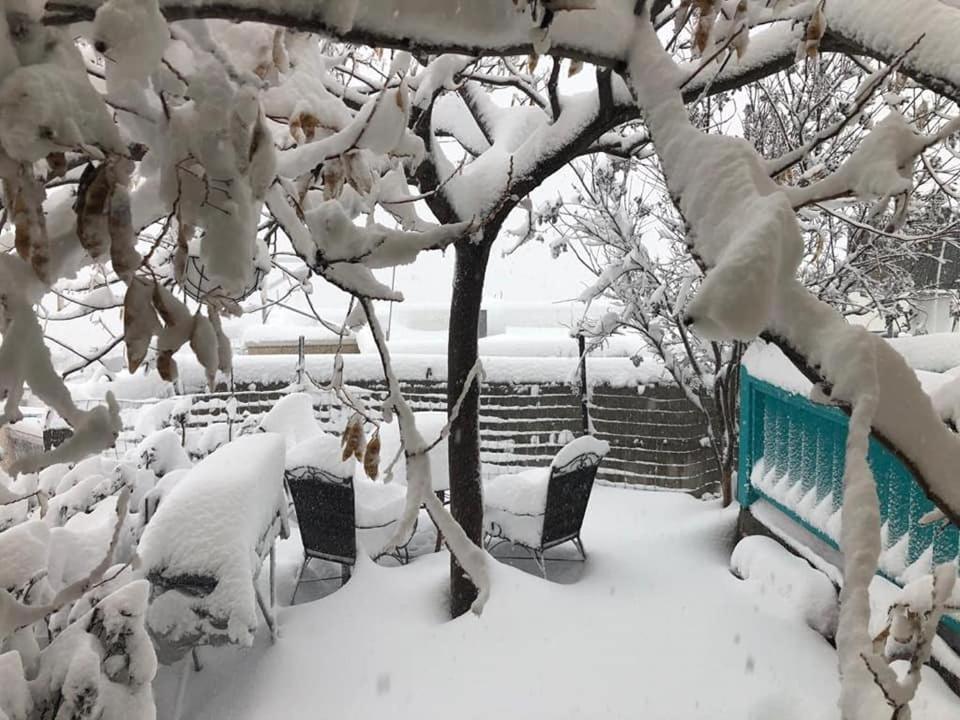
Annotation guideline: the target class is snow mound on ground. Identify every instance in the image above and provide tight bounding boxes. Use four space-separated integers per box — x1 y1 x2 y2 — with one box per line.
731 535 839 638
139 434 286 656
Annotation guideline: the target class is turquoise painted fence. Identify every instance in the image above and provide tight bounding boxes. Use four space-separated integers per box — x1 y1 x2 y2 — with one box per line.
738 368 960 634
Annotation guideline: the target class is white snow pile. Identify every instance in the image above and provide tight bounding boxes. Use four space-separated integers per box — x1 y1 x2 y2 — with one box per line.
0 519 49 592
10 580 157 720
134 428 192 477
287 431 353 477
887 333 960 373
551 434 610 470
258 392 322 449
138 433 287 661
731 535 839 638
92 0 169 86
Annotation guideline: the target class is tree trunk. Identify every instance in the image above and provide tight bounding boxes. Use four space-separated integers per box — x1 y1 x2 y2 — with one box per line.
447 238 491 618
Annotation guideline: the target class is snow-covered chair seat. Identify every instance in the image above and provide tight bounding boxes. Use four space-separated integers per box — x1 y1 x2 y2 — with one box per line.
286 433 415 603
483 435 610 577
138 434 288 664
354 474 418 564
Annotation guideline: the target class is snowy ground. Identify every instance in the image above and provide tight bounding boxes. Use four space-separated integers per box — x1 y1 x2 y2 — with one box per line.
154 488 958 720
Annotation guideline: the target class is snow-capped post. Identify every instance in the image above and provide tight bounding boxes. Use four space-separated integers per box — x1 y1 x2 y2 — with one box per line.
296 335 306 387
577 332 590 436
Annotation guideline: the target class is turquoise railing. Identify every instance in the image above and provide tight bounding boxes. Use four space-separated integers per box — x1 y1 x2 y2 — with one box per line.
738 368 959 634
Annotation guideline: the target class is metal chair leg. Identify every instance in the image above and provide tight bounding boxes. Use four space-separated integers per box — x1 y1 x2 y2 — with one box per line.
255 582 278 643
172 655 191 720
269 544 277 612
573 536 587 561
290 555 309 606
533 549 547 579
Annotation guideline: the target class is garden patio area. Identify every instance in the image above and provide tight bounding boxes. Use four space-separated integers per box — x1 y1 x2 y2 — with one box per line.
153 488 958 720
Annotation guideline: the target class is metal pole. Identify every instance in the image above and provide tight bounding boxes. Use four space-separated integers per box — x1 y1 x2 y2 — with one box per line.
578 334 590 435
296 335 305 386
386 267 397 341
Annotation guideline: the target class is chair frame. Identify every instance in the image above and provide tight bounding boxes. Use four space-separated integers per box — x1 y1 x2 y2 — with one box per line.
286 464 357 604
484 449 605 578
286 464 417 604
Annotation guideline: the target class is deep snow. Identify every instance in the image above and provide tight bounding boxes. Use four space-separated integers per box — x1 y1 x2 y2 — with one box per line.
152 488 958 720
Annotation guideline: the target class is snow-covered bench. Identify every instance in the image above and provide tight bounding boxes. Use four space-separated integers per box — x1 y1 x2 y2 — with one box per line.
483 435 610 577
138 433 288 664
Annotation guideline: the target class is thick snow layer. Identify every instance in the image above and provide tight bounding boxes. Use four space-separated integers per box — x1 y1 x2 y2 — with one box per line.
152 490 959 720
177 353 668 391
731 536 839 638
138 434 287 655
551 434 609 469
483 466 551 547
742 340 812 396
744 339 952 399
887 333 960 373
258 392 322 449
241 324 349 348
0 519 50 591
133 428 191 477
287 431 354 477
825 0 960 98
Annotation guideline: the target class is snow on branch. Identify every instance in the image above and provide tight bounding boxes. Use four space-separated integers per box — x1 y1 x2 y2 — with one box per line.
626 8 960 717
358 296 489 614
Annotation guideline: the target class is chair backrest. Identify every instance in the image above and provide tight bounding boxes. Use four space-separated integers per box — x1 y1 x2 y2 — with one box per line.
541 449 605 548
285 465 357 565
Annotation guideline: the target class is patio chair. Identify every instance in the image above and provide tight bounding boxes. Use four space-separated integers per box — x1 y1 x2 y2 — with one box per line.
287 462 357 603
483 435 610 578
286 433 417 604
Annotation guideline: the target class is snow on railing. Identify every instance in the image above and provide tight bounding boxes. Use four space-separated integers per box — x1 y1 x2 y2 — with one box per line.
738 367 960 636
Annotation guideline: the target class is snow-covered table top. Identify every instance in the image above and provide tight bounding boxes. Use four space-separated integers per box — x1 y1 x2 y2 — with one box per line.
138 433 288 662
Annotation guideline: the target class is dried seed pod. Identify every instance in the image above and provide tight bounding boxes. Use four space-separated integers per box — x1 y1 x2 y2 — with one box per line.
363 430 381 480
75 162 114 261
157 350 178 382
46 152 67 180
123 278 161 373
190 312 220 391
109 183 140 281
341 413 366 462
6 165 50 283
